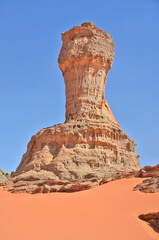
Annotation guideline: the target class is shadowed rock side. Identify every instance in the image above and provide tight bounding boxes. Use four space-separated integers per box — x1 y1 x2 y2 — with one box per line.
8 22 141 193
134 164 159 193
139 212 159 233
0 169 10 185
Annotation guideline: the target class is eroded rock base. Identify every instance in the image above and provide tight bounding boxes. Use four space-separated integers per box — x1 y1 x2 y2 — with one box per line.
9 120 141 193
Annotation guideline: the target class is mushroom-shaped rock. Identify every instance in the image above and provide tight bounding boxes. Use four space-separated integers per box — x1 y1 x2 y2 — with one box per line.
9 22 141 193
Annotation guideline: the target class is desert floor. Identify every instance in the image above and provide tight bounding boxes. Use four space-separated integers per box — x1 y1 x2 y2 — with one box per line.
0 178 159 240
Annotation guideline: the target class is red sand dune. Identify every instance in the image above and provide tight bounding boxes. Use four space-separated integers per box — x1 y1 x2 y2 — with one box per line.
0 178 159 240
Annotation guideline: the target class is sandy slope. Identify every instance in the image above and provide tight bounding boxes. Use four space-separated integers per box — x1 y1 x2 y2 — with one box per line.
0 178 158 240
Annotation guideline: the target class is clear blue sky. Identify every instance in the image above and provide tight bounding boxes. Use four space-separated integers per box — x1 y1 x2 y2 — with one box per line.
0 0 159 173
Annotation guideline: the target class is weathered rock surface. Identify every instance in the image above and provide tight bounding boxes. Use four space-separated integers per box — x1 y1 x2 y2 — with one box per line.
0 168 10 185
134 164 159 193
138 164 159 178
8 22 141 193
134 176 159 193
139 212 159 233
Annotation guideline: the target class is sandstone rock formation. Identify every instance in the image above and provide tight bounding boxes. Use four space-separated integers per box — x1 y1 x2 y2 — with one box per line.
134 164 159 193
138 164 159 178
134 177 159 193
139 212 159 233
0 168 10 185
8 22 141 193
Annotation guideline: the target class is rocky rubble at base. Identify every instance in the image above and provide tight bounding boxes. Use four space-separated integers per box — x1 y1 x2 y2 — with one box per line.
139 212 159 233
134 164 159 193
134 176 159 193
8 169 139 194
138 164 159 178
0 169 10 185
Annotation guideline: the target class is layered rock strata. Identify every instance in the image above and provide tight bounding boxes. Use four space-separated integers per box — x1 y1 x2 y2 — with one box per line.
9 22 141 193
138 164 159 178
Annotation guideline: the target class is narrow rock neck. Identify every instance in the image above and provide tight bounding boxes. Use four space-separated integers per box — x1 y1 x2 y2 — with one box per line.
64 64 108 122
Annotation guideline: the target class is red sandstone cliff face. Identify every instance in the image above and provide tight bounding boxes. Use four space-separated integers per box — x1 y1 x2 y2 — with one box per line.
9 22 141 193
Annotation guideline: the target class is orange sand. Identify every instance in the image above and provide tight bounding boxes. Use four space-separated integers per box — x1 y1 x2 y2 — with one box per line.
0 178 158 240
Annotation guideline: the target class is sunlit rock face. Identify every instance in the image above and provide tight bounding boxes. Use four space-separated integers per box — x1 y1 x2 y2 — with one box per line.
58 22 115 122
0 169 10 185
10 22 141 193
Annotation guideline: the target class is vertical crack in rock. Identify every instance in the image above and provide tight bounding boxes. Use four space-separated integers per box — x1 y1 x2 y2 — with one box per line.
9 22 141 193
